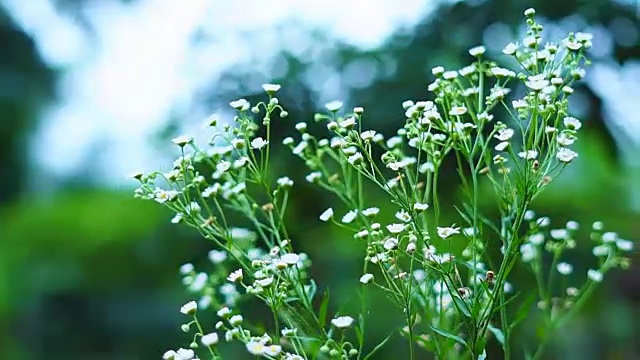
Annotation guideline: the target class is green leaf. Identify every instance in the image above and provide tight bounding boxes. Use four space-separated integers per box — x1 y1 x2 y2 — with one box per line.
363 332 394 360
452 296 472 317
430 326 467 347
487 323 505 347
355 314 365 347
318 290 330 327
306 279 317 301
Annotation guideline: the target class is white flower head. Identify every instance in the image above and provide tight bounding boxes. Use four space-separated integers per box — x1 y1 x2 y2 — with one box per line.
563 116 582 130
495 128 515 141
556 262 573 275
520 243 537 262
319 208 334 222
469 45 486 57
342 210 358 223
556 147 578 163
387 223 406 234
180 301 197 315
176 348 195 360
251 137 268 150
449 106 468 116
383 237 399 250
362 207 380 217
502 42 519 55
246 341 265 356
262 83 281 93
359 273 374 284
325 101 343 112
438 226 460 239
518 150 538 160
201 332 219 346
172 135 193 147
331 315 355 328
281 253 300 264
229 99 250 111
413 202 429 212
227 269 243 283
587 269 603 282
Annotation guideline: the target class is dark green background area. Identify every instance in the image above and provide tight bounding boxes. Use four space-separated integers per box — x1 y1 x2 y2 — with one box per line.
0 0 637 359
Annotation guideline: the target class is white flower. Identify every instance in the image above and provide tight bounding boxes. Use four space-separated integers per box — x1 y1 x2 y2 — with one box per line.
172 135 193 147
556 148 578 163
229 314 243 326
512 99 528 110
264 345 283 357
208 250 227 264
362 207 380 217
563 116 582 130
556 262 573 275
437 226 460 239
556 133 575 146
262 83 281 93
229 99 250 111
502 42 519 55
246 341 266 356
180 301 197 315
201 332 219 346
495 141 509 151
524 8 536 16
395 210 411 222
306 171 322 183
443 70 458 80
550 229 569 240
518 150 538 160
520 243 537 262
528 233 545 245
360 130 377 141
256 277 274 287
525 76 549 91
331 315 355 328
227 269 243 283
216 161 231 173
281 253 300 264
592 245 609 257
469 45 486 56
449 106 468 116
163 350 177 360
179 263 194 275
277 176 294 188
154 189 179 204
319 208 334 222
383 237 399 250
616 239 633 251
342 210 358 223
216 307 231 318
292 141 308 155
387 223 406 234
325 101 343 112
587 269 603 282
176 348 195 360
413 202 429 212
602 231 618 243
432 66 445 75
359 273 374 284
348 152 364 165
295 122 307 132
251 137 268 150
495 128 515 141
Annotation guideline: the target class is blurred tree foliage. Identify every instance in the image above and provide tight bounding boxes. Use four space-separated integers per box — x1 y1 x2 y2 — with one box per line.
0 0 638 358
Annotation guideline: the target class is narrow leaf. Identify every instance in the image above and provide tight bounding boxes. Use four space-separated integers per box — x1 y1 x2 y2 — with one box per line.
318 290 330 327
363 333 394 360
430 326 467 346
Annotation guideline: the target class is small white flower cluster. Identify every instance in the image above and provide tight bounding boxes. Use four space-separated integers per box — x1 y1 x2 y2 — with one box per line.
135 9 632 360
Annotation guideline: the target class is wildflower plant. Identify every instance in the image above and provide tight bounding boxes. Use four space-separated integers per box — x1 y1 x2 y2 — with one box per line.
134 9 632 360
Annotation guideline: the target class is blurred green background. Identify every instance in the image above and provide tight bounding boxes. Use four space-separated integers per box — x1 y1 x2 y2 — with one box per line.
0 0 638 359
